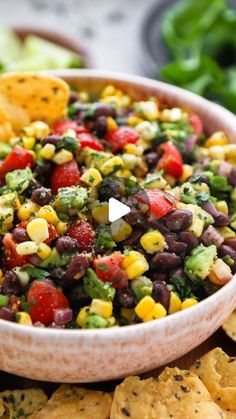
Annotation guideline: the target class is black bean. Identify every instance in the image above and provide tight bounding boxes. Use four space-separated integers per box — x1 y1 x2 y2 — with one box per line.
56 236 79 254
94 103 116 118
152 272 168 282
145 152 159 169
218 245 236 261
224 239 236 250
0 307 15 322
67 283 91 309
31 187 52 206
24 179 42 198
34 160 54 185
165 235 187 256
152 281 170 311
66 255 89 280
152 252 181 272
125 209 147 228
12 228 30 243
99 178 121 201
122 229 143 246
2 271 21 296
92 116 107 137
189 174 209 184
214 213 229 227
50 268 69 287
149 220 169 235
179 232 199 253
69 91 79 104
41 135 61 147
116 289 136 308
229 168 236 186
169 267 184 278
163 209 193 232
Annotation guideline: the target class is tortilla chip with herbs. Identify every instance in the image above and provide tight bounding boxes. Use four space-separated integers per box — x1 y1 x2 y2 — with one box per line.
0 389 48 418
190 347 236 413
110 368 225 419
30 384 112 419
0 73 69 123
222 310 236 342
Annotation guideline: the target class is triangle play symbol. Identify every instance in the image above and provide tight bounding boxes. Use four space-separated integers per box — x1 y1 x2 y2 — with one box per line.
108 198 131 222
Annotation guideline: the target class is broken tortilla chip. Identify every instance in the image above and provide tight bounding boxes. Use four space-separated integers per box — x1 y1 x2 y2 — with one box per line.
0 73 69 124
222 310 236 342
30 385 112 419
110 368 225 419
0 106 14 141
190 347 236 413
0 94 30 135
0 388 47 419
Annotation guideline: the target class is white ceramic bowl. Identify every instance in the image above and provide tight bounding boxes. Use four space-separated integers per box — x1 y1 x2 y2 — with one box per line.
1 70 236 383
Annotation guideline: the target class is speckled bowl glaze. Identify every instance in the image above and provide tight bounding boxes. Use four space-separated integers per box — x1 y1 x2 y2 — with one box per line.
1 70 236 383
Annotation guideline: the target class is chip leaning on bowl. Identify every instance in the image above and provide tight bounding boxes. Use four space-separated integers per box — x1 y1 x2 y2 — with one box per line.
0 72 236 330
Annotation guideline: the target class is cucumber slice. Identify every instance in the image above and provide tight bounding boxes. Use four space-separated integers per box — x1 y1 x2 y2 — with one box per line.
0 27 21 70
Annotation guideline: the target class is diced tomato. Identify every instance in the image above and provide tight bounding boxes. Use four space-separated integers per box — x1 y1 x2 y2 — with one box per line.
77 132 104 151
44 224 58 244
2 233 29 269
105 126 139 152
68 219 94 252
94 252 128 289
136 189 178 219
51 159 80 194
188 114 203 139
0 145 34 179
53 120 89 135
27 280 69 325
157 142 183 179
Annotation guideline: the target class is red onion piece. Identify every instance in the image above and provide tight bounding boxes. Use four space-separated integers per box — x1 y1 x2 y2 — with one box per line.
200 225 224 248
202 202 218 219
28 255 41 266
54 308 73 325
185 135 198 153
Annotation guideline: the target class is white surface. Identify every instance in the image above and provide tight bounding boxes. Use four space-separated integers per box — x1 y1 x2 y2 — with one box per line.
0 0 158 74
108 197 130 222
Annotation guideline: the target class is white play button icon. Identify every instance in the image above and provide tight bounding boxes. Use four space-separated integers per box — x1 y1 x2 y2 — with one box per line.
108 198 131 222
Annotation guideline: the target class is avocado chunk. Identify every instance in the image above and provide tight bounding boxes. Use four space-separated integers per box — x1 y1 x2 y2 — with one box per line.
39 248 72 269
5 167 32 193
184 244 217 284
82 314 108 329
83 268 115 301
0 143 11 159
131 276 153 300
54 185 88 211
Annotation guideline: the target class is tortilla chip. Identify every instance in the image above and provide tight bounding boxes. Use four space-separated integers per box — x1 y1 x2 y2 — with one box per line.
190 347 236 413
0 106 14 141
0 389 48 418
222 310 236 342
0 73 69 124
110 368 225 419
30 385 112 419
0 94 30 134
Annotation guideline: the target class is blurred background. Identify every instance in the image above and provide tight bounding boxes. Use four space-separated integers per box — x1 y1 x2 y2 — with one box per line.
1 0 236 111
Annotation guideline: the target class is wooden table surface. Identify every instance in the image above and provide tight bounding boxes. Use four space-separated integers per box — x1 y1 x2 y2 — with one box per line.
0 328 235 394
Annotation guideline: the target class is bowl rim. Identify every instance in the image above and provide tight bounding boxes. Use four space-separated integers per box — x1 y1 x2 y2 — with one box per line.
1 68 236 339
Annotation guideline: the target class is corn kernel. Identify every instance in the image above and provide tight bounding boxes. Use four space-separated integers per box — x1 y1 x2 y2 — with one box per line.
111 219 132 242
22 135 36 150
116 169 132 178
187 217 204 238
208 146 225 160
123 143 143 155
224 144 236 158
100 156 124 175
40 143 56 159
53 149 73 165
163 174 176 187
14 198 21 210
16 241 38 255
81 168 102 187
122 153 138 170
135 296 155 320
37 243 52 259
76 306 91 327
179 164 193 183
135 101 159 121
0 270 3 286
205 131 228 147
18 202 39 221
90 299 113 319
159 107 182 122
63 128 76 138
126 259 149 280
122 251 142 268
38 205 58 224
31 121 50 138
107 116 118 132
168 292 182 314
217 227 236 239
56 221 68 235
92 202 109 224
215 201 228 215
101 85 116 97
27 218 49 243
16 312 32 326
181 298 198 310
143 303 167 322
140 230 166 254
121 308 135 321
127 116 143 126
136 121 158 141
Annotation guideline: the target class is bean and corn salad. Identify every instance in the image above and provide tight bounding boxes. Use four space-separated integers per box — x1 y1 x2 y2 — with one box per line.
0 84 236 329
